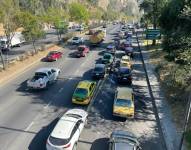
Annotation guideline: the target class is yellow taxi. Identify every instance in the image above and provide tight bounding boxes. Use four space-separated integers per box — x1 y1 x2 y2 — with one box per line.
72 80 96 105
120 55 132 68
113 87 134 118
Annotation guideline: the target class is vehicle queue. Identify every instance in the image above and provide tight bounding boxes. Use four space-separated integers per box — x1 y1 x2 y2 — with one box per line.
26 23 141 150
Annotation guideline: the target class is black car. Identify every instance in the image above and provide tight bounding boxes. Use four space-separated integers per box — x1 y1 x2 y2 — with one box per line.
92 64 106 79
109 130 141 150
116 67 132 85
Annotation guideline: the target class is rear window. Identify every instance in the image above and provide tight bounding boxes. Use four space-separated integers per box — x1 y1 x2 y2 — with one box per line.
75 88 88 95
78 47 85 51
49 136 69 146
73 37 79 40
35 72 47 77
94 66 104 72
104 54 111 59
115 99 132 107
66 114 82 119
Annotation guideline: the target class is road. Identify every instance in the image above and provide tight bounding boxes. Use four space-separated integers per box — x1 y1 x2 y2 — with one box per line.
0 28 78 65
0 24 165 150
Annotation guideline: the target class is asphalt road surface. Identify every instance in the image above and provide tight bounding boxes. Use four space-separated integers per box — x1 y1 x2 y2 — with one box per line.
0 24 165 150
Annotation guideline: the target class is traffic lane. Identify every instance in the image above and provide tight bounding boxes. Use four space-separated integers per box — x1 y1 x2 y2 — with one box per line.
78 55 164 149
20 51 101 150
0 25 119 149
0 51 101 150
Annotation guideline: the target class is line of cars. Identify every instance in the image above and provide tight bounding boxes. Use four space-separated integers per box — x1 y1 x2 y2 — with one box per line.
27 23 142 150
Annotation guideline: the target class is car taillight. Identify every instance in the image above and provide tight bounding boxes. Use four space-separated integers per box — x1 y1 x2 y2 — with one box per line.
63 143 71 148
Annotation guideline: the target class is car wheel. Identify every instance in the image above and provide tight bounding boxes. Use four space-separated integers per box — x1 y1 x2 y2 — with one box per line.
72 143 77 150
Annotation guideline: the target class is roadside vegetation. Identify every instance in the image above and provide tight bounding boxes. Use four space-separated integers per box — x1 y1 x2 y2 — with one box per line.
140 0 191 148
0 0 139 69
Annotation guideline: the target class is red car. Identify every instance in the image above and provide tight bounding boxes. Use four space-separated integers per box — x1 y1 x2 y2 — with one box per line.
46 51 62 61
76 45 89 57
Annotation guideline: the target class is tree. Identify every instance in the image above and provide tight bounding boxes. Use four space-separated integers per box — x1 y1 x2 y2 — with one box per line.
69 3 89 23
42 7 69 41
0 0 20 69
17 11 44 52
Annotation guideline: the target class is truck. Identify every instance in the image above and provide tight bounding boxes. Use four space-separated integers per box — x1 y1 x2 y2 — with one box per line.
27 68 60 89
0 32 25 51
89 29 105 46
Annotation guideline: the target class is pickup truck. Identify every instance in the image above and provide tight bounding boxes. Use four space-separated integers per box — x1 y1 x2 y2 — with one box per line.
27 68 60 89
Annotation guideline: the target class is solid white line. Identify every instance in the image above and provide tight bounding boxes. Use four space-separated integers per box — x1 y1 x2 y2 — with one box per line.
58 87 64 93
24 121 34 131
44 102 52 109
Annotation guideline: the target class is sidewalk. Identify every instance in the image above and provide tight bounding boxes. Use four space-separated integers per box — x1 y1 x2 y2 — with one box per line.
138 35 182 150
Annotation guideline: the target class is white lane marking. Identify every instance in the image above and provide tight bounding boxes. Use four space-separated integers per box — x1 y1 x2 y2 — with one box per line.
58 87 64 93
44 102 52 109
24 121 34 132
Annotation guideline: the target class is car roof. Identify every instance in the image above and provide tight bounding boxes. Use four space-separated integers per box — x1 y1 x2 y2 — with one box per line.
119 67 130 72
77 80 94 89
51 116 77 139
111 130 139 150
64 109 87 118
117 87 133 100
95 64 105 68
36 68 53 73
122 55 130 60
104 53 112 56
78 45 86 48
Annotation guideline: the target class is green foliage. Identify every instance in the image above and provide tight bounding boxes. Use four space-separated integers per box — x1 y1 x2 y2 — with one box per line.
16 11 44 49
69 3 89 23
102 9 118 21
0 0 20 37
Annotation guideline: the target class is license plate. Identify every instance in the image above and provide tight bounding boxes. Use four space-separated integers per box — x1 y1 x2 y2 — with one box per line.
123 78 127 80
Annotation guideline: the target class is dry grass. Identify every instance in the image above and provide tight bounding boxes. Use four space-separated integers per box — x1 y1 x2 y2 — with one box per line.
145 44 186 130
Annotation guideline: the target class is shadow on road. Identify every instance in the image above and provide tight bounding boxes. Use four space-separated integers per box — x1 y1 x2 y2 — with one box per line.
28 117 59 150
90 138 109 150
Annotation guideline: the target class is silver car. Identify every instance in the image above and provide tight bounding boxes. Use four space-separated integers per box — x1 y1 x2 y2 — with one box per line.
109 130 141 150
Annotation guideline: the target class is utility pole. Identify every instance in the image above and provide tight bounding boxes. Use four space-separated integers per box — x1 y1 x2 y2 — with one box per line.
179 93 191 150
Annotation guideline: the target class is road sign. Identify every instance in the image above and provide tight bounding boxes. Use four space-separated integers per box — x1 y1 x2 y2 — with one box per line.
145 29 161 40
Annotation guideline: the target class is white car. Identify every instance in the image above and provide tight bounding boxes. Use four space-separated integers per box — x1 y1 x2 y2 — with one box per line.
46 109 88 150
70 37 84 45
27 68 60 89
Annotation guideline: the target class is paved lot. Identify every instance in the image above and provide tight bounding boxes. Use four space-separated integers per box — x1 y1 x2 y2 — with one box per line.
0 24 165 150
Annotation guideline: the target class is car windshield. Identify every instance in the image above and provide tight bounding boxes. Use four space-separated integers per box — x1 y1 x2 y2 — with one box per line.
34 72 47 79
75 88 88 95
94 66 104 72
66 114 82 119
49 136 69 146
73 37 79 40
104 54 111 59
115 99 132 107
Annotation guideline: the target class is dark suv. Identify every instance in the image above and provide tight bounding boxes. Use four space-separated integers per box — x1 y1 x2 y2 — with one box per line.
92 64 106 79
116 67 132 85
109 130 141 150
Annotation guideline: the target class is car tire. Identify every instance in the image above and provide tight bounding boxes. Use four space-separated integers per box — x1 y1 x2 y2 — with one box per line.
73 143 77 150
